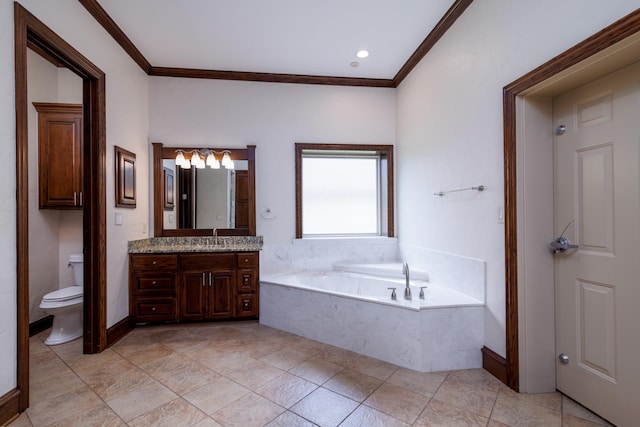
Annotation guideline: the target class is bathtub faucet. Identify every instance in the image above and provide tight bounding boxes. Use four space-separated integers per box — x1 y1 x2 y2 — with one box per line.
402 262 411 300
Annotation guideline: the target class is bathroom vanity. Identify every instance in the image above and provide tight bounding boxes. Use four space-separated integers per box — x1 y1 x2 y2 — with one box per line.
128 236 262 324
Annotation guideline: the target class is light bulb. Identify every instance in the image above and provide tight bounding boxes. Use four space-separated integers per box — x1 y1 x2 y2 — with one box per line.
191 151 202 167
221 152 233 168
175 150 186 166
206 152 216 167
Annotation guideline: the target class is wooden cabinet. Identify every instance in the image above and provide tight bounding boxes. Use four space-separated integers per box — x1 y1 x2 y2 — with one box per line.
129 251 259 324
129 254 178 323
34 103 83 209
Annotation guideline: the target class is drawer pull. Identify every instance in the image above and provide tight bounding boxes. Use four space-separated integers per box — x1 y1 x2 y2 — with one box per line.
152 261 157 265
152 281 157 285
244 258 249 263
151 306 156 311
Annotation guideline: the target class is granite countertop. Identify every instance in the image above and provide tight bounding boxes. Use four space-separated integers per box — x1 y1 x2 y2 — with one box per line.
128 236 263 253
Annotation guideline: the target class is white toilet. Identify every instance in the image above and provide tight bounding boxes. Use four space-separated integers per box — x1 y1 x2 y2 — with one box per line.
39 253 84 345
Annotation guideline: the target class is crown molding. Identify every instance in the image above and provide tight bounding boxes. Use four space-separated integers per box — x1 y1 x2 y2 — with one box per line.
78 0 151 73
79 0 472 88
149 66 395 87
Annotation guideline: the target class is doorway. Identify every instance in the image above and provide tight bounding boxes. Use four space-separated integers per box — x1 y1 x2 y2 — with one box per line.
503 3 640 420
14 3 107 411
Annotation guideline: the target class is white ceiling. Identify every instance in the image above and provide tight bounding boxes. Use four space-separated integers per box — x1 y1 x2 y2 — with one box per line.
96 0 457 80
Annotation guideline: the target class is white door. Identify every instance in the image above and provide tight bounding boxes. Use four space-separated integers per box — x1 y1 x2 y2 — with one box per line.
553 60 640 426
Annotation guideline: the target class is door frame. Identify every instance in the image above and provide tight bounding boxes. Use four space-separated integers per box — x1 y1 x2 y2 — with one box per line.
503 8 640 391
14 3 107 411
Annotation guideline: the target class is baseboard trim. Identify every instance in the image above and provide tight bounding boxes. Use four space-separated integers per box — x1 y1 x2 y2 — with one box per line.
29 315 53 337
106 316 133 347
0 389 20 426
482 346 507 385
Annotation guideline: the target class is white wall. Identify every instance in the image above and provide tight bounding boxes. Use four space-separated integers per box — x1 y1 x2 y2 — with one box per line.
0 0 18 398
149 77 396 266
396 0 640 357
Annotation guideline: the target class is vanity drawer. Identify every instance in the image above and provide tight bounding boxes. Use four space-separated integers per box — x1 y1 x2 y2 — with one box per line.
237 269 257 293
236 252 258 268
179 253 235 270
134 298 177 322
132 272 176 295
236 294 258 318
131 254 177 271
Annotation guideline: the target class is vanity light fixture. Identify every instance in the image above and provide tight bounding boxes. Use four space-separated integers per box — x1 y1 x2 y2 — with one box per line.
175 149 235 170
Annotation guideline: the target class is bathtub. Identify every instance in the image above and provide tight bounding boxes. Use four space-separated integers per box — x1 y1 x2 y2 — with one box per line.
260 264 485 372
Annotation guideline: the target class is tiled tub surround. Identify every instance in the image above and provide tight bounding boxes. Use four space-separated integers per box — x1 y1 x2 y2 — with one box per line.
128 236 264 253
260 263 485 373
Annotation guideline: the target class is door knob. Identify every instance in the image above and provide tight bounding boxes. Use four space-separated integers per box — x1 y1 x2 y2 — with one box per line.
550 236 579 254
559 353 570 364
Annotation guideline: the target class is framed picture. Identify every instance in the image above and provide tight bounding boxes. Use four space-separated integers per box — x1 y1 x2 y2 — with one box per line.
115 146 136 208
164 167 174 210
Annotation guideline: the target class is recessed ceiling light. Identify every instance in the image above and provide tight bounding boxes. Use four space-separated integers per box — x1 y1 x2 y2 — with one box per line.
356 49 370 59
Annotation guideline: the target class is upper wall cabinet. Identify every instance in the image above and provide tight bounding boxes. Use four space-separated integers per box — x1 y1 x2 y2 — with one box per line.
34 103 83 209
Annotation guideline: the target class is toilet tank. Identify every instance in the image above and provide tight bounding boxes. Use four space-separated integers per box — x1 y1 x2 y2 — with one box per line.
69 253 83 286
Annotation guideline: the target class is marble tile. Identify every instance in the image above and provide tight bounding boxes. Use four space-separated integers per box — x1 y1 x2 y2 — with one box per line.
123 342 176 367
128 398 207 427
81 363 155 402
26 385 103 426
497 387 562 413
433 377 499 418
266 411 319 427
29 368 85 403
386 367 446 397
491 387 562 427
350 355 398 380
48 403 126 427
6 413 32 427
563 414 611 426
323 369 383 402
255 372 318 408
446 368 505 392
142 352 221 395
414 399 489 426
562 396 614 426
315 346 361 368
105 377 177 422
340 405 410 427
363 382 429 424
183 376 250 415
191 417 224 427
290 387 359 427
211 392 284 427
289 357 344 385
223 357 284 389
260 347 312 370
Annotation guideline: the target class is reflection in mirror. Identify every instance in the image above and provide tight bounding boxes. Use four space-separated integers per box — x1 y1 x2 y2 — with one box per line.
162 159 249 230
153 142 256 237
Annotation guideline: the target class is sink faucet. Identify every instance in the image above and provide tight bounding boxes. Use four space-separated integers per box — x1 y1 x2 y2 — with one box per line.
402 262 411 300
212 228 218 245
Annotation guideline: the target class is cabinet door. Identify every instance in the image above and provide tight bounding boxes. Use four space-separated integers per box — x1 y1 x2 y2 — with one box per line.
34 103 83 209
180 271 207 321
208 270 234 319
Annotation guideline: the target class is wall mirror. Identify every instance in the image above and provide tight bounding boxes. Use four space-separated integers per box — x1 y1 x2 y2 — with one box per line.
152 142 256 236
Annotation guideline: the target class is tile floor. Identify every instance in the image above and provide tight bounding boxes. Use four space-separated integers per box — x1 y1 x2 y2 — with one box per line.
10 322 613 427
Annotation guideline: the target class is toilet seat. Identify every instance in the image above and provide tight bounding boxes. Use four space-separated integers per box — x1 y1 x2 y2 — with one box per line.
42 286 83 302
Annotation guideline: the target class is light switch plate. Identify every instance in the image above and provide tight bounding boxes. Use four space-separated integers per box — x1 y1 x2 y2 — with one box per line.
115 213 123 225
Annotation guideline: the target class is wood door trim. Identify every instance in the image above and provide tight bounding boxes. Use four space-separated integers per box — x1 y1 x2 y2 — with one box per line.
14 2 107 414
502 7 640 391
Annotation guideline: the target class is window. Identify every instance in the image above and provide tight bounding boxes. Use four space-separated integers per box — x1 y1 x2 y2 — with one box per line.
295 143 394 238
